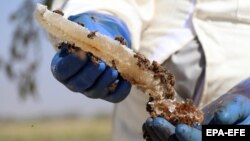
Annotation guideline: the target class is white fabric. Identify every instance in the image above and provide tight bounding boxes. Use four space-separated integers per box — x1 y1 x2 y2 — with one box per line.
51 0 250 141
193 0 250 107
54 0 196 63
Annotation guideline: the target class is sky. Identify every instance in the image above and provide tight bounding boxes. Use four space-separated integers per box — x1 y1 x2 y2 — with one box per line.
0 1 113 119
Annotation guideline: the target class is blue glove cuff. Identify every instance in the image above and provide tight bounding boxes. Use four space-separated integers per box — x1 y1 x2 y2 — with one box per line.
68 12 131 48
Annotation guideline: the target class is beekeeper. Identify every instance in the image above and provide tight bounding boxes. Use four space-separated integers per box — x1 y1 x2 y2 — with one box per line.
49 0 250 141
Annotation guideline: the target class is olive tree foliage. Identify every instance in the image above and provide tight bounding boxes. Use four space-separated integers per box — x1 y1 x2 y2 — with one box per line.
0 0 53 99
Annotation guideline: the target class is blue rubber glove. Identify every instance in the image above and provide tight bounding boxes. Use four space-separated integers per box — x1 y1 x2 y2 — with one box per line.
51 12 132 103
143 77 250 141
202 77 250 125
143 117 201 141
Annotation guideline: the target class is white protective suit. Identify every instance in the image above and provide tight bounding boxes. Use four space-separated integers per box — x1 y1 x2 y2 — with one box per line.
51 0 250 141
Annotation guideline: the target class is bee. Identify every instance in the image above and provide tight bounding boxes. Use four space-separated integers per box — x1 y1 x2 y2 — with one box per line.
52 9 64 16
87 31 97 39
115 36 127 46
90 55 100 65
90 16 96 22
111 60 117 69
108 83 117 92
134 52 151 69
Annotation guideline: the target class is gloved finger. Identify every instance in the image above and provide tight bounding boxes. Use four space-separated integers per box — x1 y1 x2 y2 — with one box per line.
65 61 106 92
175 124 201 141
226 77 250 97
87 20 116 38
68 13 131 47
84 67 119 98
143 118 161 141
103 78 131 103
151 117 175 141
202 94 229 124
51 48 89 82
68 14 96 31
212 95 250 124
142 121 152 141
238 116 250 125
69 14 114 38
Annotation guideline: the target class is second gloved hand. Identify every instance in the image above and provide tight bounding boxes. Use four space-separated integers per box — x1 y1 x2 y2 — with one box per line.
143 77 250 141
143 117 201 141
51 12 132 103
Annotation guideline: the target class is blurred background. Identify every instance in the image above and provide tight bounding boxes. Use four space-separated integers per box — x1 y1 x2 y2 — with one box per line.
0 0 113 141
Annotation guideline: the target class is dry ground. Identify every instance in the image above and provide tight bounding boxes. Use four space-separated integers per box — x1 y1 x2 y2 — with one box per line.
0 117 111 141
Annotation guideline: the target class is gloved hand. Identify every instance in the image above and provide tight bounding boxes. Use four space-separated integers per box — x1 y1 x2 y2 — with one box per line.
143 117 201 141
143 77 250 141
51 12 132 103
